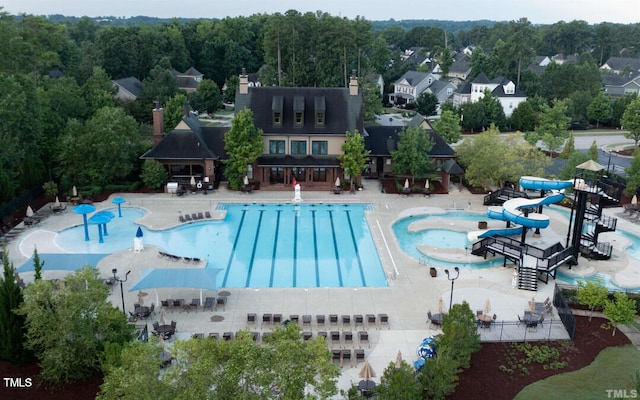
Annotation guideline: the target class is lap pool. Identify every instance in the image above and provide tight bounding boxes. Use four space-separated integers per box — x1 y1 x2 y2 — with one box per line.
54 203 387 289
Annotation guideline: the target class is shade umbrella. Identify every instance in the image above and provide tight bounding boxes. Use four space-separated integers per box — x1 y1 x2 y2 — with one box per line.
26 206 34 217
136 226 144 238
483 298 491 315
425 179 430 189
72 186 78 197
437 297 444 314
243 175 249 186
190 176 196 186
159 308 167 325
359 360 375 380
73 203 96 241
335 177 341 187
576 159 605 172
404 179 409 189
529 296 536 312
395 351 403 369
54 197 61 208
632 195 638 205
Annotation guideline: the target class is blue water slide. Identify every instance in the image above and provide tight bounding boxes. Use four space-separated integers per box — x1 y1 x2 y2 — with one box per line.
478 226 523 238
486 177 573 230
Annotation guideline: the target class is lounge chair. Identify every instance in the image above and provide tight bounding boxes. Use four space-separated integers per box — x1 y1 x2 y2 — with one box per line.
329 314 338 327
341 315 351 329
205 211 212 218
330 331 340 346
262 313 272 328
358 331 370 348
203 297 215 311
341 349 352 367
331 349 342 365
208 332 219 339
366 314 376 329
247 313 257 327
197 212 204 220
355 348 365 365
303 332 313 341
192 258 201 263
222 332 234 341
190 298 200 312
183 257 192 263
215 296 227 311
179 215 185 223
378 313 389 329
316 315 326 329
191 213 198 220
354 314 364 330
343 331 353 348
184 214 192 222
273 314 282 325
302 315 312 329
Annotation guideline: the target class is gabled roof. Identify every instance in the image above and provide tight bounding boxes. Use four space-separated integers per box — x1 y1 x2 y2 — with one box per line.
449 58 471 74
113 77 144 98
602 73 638 87
427 80 453 95
175 76 200 89
235 87 364 135
472 72 491 84
184 67 203 76
491 85 527 98
454 81 472 94
364 126 455 158
395 71 431 87
602 57 640 72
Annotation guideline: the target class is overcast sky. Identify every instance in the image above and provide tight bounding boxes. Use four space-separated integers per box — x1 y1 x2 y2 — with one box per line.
2 0 639 24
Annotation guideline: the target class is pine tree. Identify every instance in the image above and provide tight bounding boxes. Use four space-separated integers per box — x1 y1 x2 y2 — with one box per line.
32 247 43 281
0 249 30 364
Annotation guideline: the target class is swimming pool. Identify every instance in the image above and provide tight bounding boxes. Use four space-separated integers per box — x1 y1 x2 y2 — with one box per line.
54 203 387 289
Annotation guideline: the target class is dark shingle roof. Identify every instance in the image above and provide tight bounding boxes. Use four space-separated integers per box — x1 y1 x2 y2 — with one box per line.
395 71 430 86
472 73 491 84
235 87 364 135
113 77 143 98
364 126 455 158
603 57 640 72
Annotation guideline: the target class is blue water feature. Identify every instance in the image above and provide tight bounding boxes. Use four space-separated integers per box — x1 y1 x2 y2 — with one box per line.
54 204 386 289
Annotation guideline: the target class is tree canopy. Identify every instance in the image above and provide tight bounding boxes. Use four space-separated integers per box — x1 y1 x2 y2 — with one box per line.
223 109 264 190
390 126 434 185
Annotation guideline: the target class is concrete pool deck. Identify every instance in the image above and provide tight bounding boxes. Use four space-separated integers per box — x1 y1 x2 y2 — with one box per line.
5 180 640 393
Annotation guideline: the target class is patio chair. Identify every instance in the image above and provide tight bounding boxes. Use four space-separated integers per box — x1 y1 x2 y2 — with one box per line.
366 314 376 329
354 348 365 365
354 314 364 330
215 296 227 311
343 331 353 348
341 315 351 329
517 315 523 327
378 313 389 329
173 299 184 308
190 298 200 312
303 332 313 341
358 331 370 348
341 349 352 368
302 314 312 329
329 314 338 327
208 332 219 339
222 332 234 341
316 315 326 329
247 313 257 328
262 313 272 329
203 297 215 311
330 331 341 347
273 313 283 325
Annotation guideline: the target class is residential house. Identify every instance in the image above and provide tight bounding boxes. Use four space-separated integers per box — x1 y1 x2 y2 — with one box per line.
390 71 440 106
172 67 203 93
140 105 226 188
452 73 526 117
234 71 365 190
602 72 640 97
423 80 456 114
447 54 472 86
113 77 143 101
364 125 461 191
600 57 640 75
550 53 578 65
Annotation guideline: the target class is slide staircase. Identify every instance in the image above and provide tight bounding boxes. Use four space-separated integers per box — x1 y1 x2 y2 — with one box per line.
483 187 529 206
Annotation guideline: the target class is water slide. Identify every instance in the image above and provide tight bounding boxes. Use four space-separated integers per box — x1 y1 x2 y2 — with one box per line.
486 176 573 230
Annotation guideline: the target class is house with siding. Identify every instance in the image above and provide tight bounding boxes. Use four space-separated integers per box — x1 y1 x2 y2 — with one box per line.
602 73 640 97
113 77 143 101
600 57 640 75
452 73 526 117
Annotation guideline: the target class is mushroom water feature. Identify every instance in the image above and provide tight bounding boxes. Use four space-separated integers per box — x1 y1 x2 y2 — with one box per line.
94 210 115 236
89 211 114 243
73 203 96 241
112 197 126 217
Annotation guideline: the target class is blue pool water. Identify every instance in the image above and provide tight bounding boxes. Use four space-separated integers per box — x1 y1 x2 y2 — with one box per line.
55 204 387 289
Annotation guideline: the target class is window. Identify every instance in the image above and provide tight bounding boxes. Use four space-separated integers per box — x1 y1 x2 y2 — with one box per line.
446 88 453 95
269 140 285 154
273 111 282 126
291 140 307 155
247 165 253 179
312 141 328 155
295 111 304 126
312 168 327 182
269 168 284 184
316 112 325 126
291 167 306 182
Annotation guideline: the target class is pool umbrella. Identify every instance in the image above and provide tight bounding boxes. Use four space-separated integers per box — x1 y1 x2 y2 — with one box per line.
529 296 536 312
425 179 430 189
54 197 61 208
632 195 637 205
112 197 126 217
438 297 444 314
395 351 403 369
576 159 605 172
243 175 249 186
404 179 409 189
159 309 167 325
136 226 144 238
73 203 96 241
483 298 491 315
190 176 196 186
72 186 78 197
335 177 340 187
26 206 34 217
359 360 375 380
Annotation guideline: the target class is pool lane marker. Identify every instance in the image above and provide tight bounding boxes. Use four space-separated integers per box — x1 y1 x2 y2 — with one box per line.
221 209 247 287
345 210 367 286
268 210 281 287
245 210 264 287
311 210 320 287
327 210 344 287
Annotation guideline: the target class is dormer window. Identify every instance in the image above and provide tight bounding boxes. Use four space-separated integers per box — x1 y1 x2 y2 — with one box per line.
294 96 305 127
314 96 326 127
272 96 283 127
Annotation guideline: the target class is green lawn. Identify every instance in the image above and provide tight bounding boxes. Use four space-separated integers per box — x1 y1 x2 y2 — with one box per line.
515 345 640 400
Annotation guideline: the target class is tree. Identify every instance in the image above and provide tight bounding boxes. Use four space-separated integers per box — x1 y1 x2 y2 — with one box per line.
223 109 264 190
390 126 434 185
417 350 460 400
509 100 537 132
99 324 339 399
437 301 481 369
360 75 383 122
603 292 637 337
588 140 599 161
433 110 462 144
163 93 189 131
188 79 222 114
142 65 179 106
622 98 640 147
535 99 571 154
558 132 575 159
415 92 439 117
560 150 591 180
82 66 115 116
577 278 609 321
612 93 637 128
32 248 44 282
339 130 371 191
0 249 30 364
587 92 612 128
140 159 168 189
17 267 135 384
223 75 239 104
376 359 423 399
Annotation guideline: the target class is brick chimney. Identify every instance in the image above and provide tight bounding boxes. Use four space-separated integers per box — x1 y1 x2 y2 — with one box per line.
349 70 358 96
152 101 164 146
183 101 190 117
239 67 249 95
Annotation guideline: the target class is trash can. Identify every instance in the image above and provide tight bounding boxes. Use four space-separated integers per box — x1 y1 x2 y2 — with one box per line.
478 221 488 229
430 267 437 278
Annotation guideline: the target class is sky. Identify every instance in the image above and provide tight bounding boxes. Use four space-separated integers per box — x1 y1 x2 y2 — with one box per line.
2 0 639 25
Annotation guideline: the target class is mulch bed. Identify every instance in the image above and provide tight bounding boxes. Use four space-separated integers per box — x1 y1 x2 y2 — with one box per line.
452 315 632 400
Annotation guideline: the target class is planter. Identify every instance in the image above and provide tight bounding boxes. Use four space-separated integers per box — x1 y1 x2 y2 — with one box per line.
430 267 437 278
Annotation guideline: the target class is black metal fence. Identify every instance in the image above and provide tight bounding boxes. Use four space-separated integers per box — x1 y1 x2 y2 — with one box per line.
478 318 571 343
554 284 576 340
